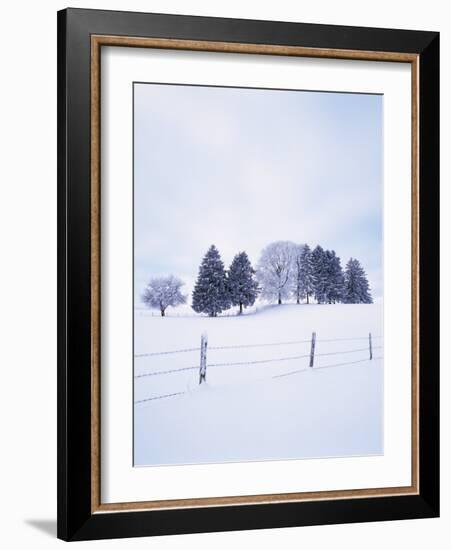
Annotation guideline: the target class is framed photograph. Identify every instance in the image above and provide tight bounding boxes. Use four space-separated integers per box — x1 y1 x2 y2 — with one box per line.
57 8 439 541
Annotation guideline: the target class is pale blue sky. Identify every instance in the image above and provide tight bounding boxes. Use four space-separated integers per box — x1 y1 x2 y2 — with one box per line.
134 83 383 304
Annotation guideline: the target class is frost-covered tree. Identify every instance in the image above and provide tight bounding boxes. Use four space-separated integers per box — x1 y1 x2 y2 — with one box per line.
311 245 328 304
324 250 345 304
228 251 260 315
142 275 187 317
311 247 344 304
192 245 230 316
292 244 306 304
343 258 373 304
257 241 296 304
292 243 315 304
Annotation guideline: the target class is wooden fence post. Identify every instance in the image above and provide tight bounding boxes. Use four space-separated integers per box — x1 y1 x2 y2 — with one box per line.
309 331 316 368
199 333 208 384
369 332 373 360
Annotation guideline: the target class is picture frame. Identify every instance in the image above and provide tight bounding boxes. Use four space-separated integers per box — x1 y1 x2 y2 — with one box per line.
57 7 439 541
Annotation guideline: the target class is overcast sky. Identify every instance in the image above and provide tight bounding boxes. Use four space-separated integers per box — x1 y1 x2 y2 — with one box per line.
134 83 383 305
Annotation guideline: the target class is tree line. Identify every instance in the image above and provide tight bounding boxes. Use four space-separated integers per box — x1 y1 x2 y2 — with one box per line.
142 241 373 317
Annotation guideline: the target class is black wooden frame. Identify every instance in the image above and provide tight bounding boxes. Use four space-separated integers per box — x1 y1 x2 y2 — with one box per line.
57 7 439 541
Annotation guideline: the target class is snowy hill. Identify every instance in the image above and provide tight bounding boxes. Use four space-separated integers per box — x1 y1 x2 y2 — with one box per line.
134 303 383 466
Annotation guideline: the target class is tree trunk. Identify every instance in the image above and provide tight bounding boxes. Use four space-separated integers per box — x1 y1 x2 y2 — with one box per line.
296 296 300 305
278 292 282 305
306 293 309 304
239 302 243 315
161 308 165 317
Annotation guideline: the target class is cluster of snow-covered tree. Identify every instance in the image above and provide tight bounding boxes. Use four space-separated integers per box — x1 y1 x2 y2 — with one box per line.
258 241 372 307
142 241 373 317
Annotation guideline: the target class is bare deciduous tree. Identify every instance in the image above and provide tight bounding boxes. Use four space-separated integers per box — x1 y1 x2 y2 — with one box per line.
256 241 296 305
142 275 187 316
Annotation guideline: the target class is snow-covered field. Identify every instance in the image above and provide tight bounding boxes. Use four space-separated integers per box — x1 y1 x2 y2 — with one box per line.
134 303 384 466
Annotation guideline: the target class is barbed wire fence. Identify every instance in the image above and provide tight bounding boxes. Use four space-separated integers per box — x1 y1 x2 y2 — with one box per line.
134 331 383 405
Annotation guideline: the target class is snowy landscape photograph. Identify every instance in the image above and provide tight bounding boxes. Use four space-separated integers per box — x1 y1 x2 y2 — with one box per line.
133 82 383 467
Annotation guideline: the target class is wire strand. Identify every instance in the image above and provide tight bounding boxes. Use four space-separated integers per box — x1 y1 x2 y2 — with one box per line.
317 336 382 343
135 356 384 403
209 339 311 351
134 347 383 377
135 365 198 378
135 347 199 358
273 356 383 379
134 391 187 404
207 353 312 369
135 335 383 358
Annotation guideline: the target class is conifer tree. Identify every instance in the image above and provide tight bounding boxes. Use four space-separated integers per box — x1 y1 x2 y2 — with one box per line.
299 244 315 304
343 258 373 304
324 250 345 304
192 245 230 316
311 245 328 304
292 244 306 304
228 251 259 314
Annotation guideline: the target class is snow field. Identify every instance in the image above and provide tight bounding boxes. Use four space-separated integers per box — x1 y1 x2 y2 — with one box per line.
134 303 383 466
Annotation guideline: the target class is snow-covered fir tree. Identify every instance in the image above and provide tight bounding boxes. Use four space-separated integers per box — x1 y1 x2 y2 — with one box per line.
292 244 306 304
311 245 328 304
192 245 230 316
324 250 345 304
142 275 186 316
228 251 260 315
298 244 315 304
257 241 296 305
343 258 373 304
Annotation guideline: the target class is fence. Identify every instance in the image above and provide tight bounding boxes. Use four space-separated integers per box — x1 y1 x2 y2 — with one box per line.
134 331 382 404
